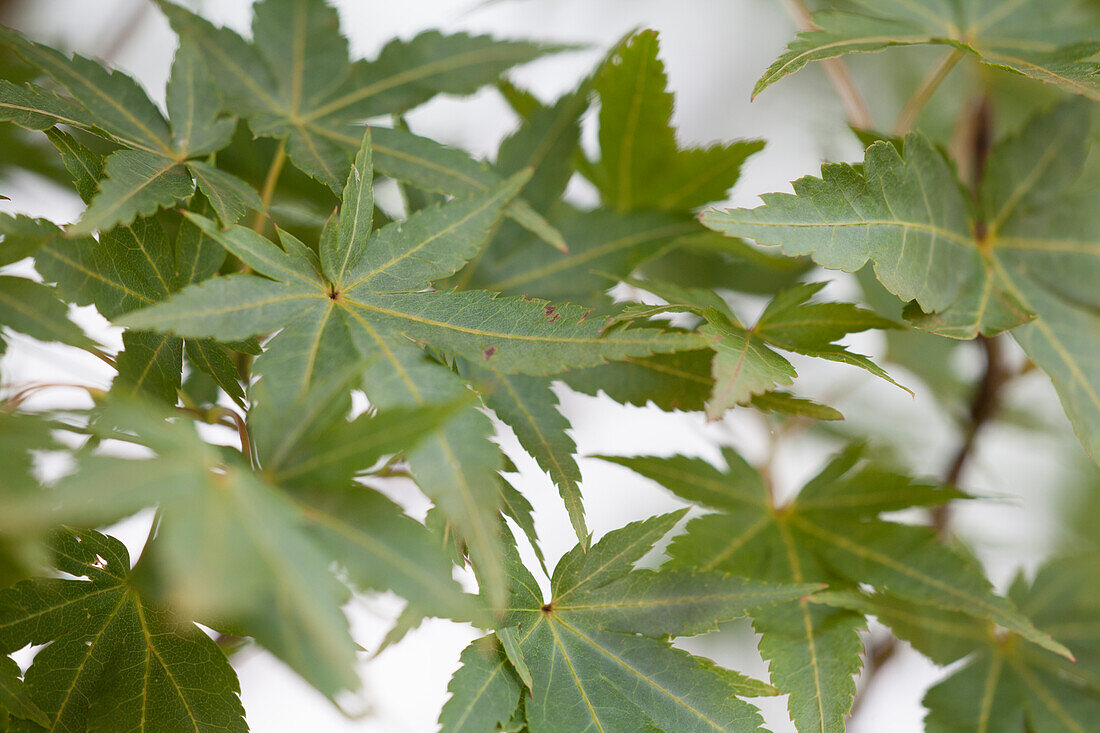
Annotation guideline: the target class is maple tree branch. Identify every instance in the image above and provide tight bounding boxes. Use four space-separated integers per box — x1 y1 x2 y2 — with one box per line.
778 0 873 129
853 337 1010 722
933 334 1008 532
98 0 150 64
1 382 105 413
894 48 965 136
84 344 117 368
176 404 254 466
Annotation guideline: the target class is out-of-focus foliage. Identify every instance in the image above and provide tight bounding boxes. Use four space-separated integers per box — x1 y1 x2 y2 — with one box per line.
0 0 1097 731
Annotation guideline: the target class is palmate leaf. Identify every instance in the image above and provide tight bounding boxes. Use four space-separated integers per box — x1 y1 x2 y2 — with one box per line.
928 554 1100 730
600 446 1073 733
118 134 702 605
821 554 1100 732
702 99 1100 464
590 30 764 213
439 513 816 733
0 401 362 699
622 279 903 419
31 129 247 405
0 26 258 232
369 125 565 252
118 163 705 376
156 0 565 248
0 530 246 732
754 0 1100 100
247 350 484 625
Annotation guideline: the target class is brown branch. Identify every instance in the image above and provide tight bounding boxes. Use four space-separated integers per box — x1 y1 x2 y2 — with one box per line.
176 405 253 466
852 335 1010 722
97 0 151 65
85 344 117 368
932 334 1008 532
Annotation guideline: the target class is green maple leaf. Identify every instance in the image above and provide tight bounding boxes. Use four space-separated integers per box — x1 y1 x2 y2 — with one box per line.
0 400 362 698
754 0 1100 100
27 129 249 406
821 553 1100 732
618 279 903 419
590 30 763 213
119 149 695 373
117 130 702 605
0 271 94 356
247 351 485 625
0 529 246 732
156 0 565 249
370 125 567 253
0 414 59 588
600 445 1073 732
702 99 1100 464
0 28 260 232
440 512 817 733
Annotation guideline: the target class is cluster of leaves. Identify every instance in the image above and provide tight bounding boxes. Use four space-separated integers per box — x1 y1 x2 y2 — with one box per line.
0 0 1097 731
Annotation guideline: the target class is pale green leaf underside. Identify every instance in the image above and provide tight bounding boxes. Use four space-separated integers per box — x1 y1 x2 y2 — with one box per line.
703 100 1100 465
754 0 1100 100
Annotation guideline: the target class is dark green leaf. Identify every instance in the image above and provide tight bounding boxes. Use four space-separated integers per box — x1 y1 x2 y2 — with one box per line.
0 530 246 732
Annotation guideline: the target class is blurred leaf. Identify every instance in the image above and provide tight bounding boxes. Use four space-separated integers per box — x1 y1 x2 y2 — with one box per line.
756 0 1100 100
0 530 246 731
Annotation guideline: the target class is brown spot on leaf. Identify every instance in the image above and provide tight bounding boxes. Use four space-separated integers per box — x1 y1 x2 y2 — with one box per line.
483 346 497 360
544 305 559 322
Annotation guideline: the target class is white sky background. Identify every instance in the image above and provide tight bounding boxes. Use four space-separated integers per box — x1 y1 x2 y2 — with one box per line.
0 1 1094 731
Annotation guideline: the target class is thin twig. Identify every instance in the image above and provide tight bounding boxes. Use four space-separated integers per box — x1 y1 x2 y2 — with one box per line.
852 337 1010 720
211 406 253 466
778 0 873 129
249 138 287 236
1 382 104 412
84 344 117 368
853 90 999 713
933 335 1008 532
176 404 253 466
97 1 150 65
893 49 965 136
